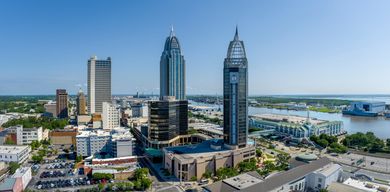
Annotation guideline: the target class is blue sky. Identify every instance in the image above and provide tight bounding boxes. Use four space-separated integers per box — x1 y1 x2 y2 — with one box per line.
1 0 390 95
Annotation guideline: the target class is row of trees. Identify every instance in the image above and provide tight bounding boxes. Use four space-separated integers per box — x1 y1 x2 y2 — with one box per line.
343 132 387 153
2 117 68 130
310 134 347 153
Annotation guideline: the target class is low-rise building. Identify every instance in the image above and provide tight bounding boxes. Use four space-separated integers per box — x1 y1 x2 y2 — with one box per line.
204 157 342 192
0 145 30 163
162 139 256 181
8 125 46 145
77 115 92 126
249 114 343 139
49 128 78 146
76 128 134 158
12 167 32 190
0 178 23 192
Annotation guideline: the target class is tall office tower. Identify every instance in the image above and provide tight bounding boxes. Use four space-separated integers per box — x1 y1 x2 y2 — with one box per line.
160 27 186 100
88 56 112 114
223 27 248 149
56 89 68 118
148 96 188 142
77 88 87 115
102 102 120 130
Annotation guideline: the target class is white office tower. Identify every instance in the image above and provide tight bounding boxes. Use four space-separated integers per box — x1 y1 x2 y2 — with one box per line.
88 56 112 114
102 102 120 130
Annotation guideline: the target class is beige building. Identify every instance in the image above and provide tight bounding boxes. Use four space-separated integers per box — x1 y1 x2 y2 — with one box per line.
162 139 256 181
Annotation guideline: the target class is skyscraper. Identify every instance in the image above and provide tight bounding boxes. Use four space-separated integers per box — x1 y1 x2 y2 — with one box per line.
88 56 112 114
56 89 68 118
223 27 248 149
160 27 186 100
77 88 87 115
148 97 188 142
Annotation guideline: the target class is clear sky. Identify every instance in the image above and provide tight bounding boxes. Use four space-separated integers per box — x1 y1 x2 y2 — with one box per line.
1 0 390 95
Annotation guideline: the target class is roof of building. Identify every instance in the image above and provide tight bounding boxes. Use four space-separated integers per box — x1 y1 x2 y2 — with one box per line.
204 157 332 192
327 182 366 192
296 153 318 162
223 171 263 190
251 114 326 125
77 129 110 138
244 157 332 192
0 145 29 154
12 166 31 178
0 178 16 191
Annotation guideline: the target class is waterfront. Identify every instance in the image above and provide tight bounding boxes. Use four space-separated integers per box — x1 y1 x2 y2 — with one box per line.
249 107 390 139
189 101 390 139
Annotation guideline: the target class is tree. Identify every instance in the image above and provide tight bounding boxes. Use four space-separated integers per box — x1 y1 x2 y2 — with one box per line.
92 173 113 180
276 153 290 170
256 149 262 157
202 170 212 179
238 159 257 173
216 167 239 180
98 183 105 191
76 155 83 163
30 140 41 150
9 162 20 174
190 176 197 181
32 155 43 163
316 139 329 148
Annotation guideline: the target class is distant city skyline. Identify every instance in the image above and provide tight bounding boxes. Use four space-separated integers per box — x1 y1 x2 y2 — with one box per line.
1 0 390 95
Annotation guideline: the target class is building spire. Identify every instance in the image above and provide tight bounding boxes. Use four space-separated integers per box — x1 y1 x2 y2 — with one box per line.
234 25 239 41
170 25 175 37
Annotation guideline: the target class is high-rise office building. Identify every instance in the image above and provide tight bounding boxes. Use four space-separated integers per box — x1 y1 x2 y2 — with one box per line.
223 27 248 149
56 89 68 118
148 97 188 141
88 56 112 114
102 102 120 130
160 27 186 100
77 88 87 115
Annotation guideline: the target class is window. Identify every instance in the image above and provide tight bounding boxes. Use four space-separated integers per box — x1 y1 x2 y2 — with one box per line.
318 184 322 188
318 178 322 182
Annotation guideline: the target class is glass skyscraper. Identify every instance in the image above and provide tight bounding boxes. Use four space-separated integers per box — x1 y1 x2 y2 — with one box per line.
88 56 112 114
223 27 248 149
160 27 186 100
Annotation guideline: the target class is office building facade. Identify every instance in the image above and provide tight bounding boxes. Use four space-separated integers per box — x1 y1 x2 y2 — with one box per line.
102 102 120 130
56 89 68 118
160 27 186 100
148 97 188 141
77 88 87 115
88 56 112 114
223 27 248 149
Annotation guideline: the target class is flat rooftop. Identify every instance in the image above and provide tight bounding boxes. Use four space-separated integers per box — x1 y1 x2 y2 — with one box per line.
0 145 29 154
223 172 263 190
77 130 110 138
251 113 326 125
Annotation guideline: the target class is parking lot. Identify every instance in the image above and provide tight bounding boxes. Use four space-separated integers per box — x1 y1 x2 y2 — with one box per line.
29 155 92 191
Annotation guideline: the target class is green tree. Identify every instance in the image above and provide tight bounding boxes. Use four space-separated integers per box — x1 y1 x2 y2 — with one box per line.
216 167 239 180
76 155 83 163
190 176 197 181
202 170 212 179
256 149 262 157
32 155 43 163
316 139 329 148
276 153 290 170
9 162 20 174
